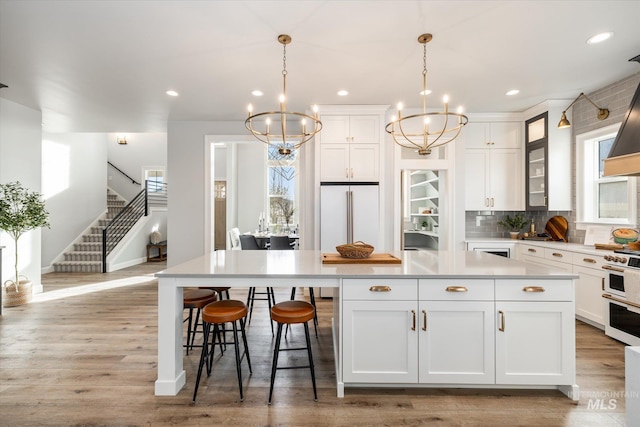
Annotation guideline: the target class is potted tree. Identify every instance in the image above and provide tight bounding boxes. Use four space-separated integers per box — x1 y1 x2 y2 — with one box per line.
498 213 528 239
0 181 50 307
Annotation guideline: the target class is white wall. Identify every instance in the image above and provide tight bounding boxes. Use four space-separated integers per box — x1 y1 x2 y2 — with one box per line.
166 121 245 266
0 98 43 289
236 143 266 233
107 132 167 201
40 132 107 267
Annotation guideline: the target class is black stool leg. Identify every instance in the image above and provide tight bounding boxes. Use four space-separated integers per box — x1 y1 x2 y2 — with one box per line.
189 307 202 350
309 288 318 338
304 322 318 401
246 287 255 324
267 287 275 336
192 320 211 403
239 317 252 374
232 320 245 401
268 322 284 404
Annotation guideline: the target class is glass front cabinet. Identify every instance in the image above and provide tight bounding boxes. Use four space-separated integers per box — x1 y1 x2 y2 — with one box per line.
525 112 548 210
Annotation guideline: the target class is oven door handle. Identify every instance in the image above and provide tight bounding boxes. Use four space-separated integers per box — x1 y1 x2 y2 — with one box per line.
602 265 625 273
602 293 640 310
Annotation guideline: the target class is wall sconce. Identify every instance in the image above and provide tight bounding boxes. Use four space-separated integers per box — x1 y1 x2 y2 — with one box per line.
117 136 127 145
557 92 609 128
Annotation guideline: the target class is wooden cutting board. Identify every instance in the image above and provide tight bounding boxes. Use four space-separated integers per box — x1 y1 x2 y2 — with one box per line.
322 253 402 264
545 215 568 242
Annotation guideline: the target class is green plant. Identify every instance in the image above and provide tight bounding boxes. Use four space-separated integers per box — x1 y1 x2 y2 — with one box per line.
421 221 428 228
497 213 528 231
0 182 50 291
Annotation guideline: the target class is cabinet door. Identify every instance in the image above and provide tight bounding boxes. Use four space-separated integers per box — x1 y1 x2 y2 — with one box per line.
419 301 495 384
526 142 548 210
573 265 606 327
320 144 350 181
349 144 379 181
489 149 522 210
319 116 351 143
463 122 490 149
490 122 521 149
464 150 490 209
349 115 380 143
343 300 418 383
495 301 575 385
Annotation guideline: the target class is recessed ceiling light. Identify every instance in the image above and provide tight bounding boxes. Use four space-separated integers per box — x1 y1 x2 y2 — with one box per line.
166 90 179 97
419 89 432 96
337 90 349 96
587 32 613 45
506 89 520 96
251 90 263 96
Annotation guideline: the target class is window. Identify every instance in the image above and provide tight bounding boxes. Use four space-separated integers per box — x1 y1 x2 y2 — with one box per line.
144 169 164 193
576 124 636 227
267 146 297 228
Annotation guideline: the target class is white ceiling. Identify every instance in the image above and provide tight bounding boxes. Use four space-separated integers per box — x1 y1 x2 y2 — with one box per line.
1 0 640 133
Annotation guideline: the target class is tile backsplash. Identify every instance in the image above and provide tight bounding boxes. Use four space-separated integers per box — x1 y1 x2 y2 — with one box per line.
466 210 573 241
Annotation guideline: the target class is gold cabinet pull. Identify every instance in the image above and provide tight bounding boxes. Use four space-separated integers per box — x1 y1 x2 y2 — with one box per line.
411 310 416 331
527 248 537 253
602 265 625 273
523 286 545 292
498 310 505 332
369 285 391 292
422 310 427 331
445 286 468 292
583 258 597 264
552 252 563 258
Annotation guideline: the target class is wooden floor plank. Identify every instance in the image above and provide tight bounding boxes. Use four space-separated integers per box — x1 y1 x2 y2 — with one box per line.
0 262 628 426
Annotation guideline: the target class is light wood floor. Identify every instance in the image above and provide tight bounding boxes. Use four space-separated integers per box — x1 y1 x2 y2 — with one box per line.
0 262 629 426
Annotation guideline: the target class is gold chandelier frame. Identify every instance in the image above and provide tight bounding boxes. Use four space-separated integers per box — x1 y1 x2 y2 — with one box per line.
245 34 322 156
385 34 468 155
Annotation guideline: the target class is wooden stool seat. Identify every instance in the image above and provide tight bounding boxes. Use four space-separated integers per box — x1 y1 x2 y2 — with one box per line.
203 300 248 324
183 289 218 355
184 289 217 308
270 300 315 324
199 286 231 300
193 299 252 403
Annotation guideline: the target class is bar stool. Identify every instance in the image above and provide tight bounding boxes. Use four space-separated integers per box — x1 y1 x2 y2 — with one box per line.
192 300 252 403
246 286 276 335
199 286 231 300
183 288 218 355
268 300 317 404
289 287 318 337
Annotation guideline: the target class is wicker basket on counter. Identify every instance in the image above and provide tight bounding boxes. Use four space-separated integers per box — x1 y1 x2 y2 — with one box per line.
336 241 374 259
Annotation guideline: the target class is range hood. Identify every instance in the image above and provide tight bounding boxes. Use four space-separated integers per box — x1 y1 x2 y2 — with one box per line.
603 54 640 177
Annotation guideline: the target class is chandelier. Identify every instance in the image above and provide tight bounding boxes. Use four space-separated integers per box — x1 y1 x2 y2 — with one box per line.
245 34 322 156
386 34 468 155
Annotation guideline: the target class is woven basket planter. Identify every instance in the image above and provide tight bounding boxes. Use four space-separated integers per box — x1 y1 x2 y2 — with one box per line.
2 279 33 307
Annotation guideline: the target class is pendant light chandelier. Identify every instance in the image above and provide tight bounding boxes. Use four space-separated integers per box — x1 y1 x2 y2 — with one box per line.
245 34 322 156
386 34 468 155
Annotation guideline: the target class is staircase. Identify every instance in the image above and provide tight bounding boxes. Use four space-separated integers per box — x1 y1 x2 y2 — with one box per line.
52 190 126 273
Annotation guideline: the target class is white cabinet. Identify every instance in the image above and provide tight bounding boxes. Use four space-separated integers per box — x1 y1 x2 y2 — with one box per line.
464 120 523 210
419 279 495 384
319 114 380 182
464 122 521 149
572 252 606 327
465 148 522 210
320 144 379 182
342 279 418 383
495 280 575 385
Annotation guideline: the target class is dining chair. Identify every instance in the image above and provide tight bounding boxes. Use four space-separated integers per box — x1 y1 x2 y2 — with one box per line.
229 228 241 250
239 234 261 250
268 235 294 250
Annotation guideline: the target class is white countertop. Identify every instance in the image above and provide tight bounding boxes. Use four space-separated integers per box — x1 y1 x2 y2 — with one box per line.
156 250 577 280
465 238 615 257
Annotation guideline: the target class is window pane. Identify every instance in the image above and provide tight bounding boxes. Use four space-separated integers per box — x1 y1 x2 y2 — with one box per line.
598 137 615 178
598 180 627 218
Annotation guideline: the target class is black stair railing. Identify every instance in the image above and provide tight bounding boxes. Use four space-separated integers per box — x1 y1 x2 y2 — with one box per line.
107 161 141 185
101 180 169 272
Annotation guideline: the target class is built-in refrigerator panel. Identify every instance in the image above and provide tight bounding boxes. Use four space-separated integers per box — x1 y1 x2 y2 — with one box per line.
320 183 380 253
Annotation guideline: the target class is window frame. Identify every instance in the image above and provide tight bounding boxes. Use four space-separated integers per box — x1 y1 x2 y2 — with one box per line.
575 123 637 229
266 146 298 228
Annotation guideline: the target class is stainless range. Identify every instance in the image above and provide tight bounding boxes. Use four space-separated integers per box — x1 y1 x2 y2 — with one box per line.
602 249 640 345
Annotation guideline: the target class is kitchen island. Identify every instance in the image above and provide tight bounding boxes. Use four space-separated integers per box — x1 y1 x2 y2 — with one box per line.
155 250 579 400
